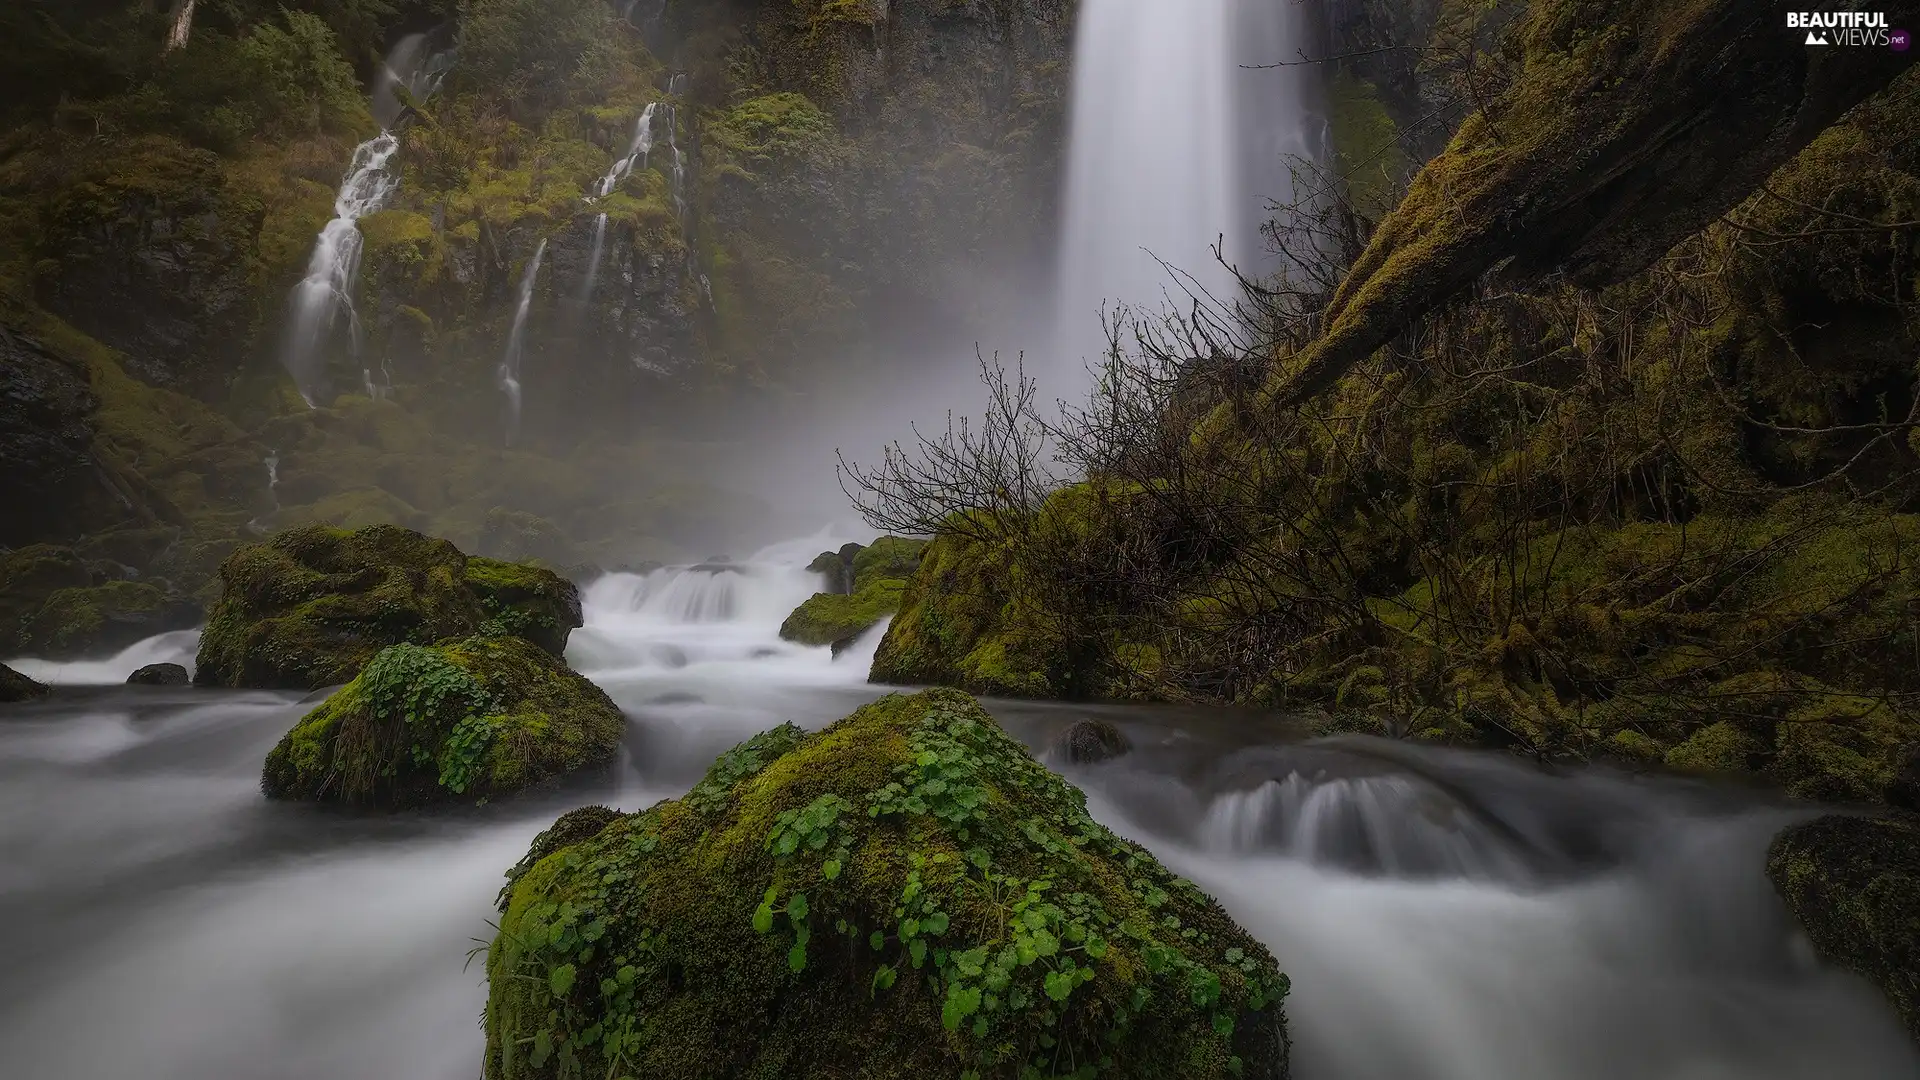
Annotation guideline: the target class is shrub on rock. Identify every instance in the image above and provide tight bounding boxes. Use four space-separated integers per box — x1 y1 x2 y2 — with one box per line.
262 634 624 808
194 524 581 689
485 688 1290 1079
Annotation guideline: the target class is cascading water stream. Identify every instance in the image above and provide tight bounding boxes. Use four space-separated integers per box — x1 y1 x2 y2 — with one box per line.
497 239 547 444
1053 0 1315 385
279 133 400 405
582 104 659 304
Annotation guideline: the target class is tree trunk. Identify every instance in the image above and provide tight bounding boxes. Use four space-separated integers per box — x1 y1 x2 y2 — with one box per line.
164 0 196 51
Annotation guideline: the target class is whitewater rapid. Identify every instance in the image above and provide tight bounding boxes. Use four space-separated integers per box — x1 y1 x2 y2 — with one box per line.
0 536 1913 1079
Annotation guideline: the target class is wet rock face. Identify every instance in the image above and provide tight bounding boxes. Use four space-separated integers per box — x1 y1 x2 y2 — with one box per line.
37 143 255 394
1769 814 1920 1045
127 662 191 686
0 328 99 548
1056 717 1133 765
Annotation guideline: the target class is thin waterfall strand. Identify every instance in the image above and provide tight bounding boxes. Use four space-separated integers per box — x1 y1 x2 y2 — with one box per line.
583 104 659 304
498 239 547 444
280 132 401 405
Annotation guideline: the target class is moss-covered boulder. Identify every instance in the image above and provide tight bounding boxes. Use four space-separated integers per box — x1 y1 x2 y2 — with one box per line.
16 580 202 658
0 662 49 703
262 635 624 807
872 532 1072 697
1769 814 1920 1044
780 536 928 649
485 689 1289 1079
194 524 582 690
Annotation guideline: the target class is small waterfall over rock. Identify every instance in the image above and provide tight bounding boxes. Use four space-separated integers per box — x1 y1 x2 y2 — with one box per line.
583 103 660 304
498 239 547 444
279 133 400 405
372 32 455 129
1054 0 1315 380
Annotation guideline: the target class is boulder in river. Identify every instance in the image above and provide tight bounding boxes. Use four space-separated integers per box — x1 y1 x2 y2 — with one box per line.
485 688 1290 1078
0 662 49 703
126 662 190 687
262 635 623 808
195 524 581 690
779 536 927 649
1055 718 1133 765
1769 814 1920 1045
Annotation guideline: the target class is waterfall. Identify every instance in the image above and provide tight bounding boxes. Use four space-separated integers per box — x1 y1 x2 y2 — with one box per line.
583 104 660 304
664 76 690 227
1053 0 1314 381
498 239 547 444
279 133 401 405
372 33 455 129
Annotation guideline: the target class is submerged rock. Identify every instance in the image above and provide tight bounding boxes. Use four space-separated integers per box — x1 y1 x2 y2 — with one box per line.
126 662 190 687
486 689 1290 1079
262 635 624 808
1769 814 1920 1044
779 536 927 649
1056 718 1133 765
195 524 581 690
0 663 49 703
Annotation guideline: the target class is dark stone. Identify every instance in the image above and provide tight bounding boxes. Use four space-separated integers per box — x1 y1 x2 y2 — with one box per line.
807 547 857 595
1769 814 1920 1045
1056 718 1133 765
0 662 50 703
127 662 190 686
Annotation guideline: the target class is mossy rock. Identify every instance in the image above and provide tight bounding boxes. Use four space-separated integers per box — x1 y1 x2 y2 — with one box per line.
261 635 624 808
194 524 581 690
1768 814 1920 1045
781 537 927 648
15 580 201 658
0 662 49 703
485 689 1290 1079
872 533 1068 698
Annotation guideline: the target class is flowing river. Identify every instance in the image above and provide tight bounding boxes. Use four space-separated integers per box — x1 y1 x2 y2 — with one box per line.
1 537 1914 1079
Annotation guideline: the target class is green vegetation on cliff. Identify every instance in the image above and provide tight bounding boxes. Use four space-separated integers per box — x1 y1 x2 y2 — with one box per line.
195 524 580 689
486 689 1289 1079
262 633 623 807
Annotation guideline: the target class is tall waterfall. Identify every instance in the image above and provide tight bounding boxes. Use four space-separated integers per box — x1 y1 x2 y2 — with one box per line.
279 133 401 405
498 239 547 444
582 103 660 304
1054 0 1316 380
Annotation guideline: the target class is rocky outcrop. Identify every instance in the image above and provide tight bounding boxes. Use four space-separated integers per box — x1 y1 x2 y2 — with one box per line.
0 544 202 659
262 634 624 808
0 663 49 703
1769 814 1920 1045
0 328 103 547
486 689 1291 1078
194 524 581 690
1270 0 1920 409
780 536 926 649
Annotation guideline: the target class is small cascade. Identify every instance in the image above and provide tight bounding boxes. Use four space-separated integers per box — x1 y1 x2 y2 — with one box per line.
372 33 455 128
280 133 401 404
245 451 281 535
497 239 547 444
661 73 709 308
582 103 660 304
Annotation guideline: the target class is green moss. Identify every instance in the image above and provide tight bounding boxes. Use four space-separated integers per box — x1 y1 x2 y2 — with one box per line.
1768 814 1920 1044
262 634 623 807
194 524 580 690
872 530 1073 699
17 580 169 657
780 536 928 648
485 689 1290 1079
1327 69 1413 218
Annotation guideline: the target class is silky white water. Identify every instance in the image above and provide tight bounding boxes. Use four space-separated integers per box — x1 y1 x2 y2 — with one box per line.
0 537 1914 1079
583 104 661 305
280 133 401 404
1054 0 1317 381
